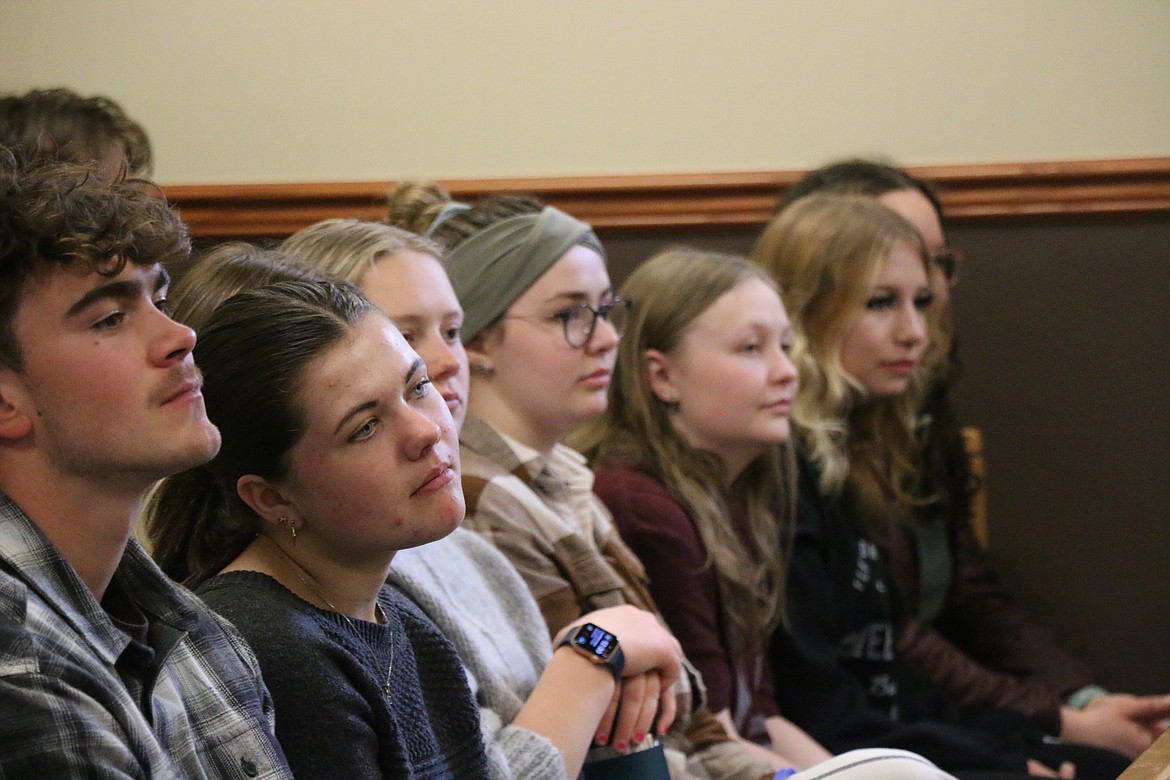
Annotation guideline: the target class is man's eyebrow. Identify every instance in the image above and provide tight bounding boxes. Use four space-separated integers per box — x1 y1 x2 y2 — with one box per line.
65 266 167 318
65 278 145 318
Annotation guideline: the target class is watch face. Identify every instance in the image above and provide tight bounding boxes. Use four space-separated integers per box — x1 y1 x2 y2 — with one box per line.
571 623 618 662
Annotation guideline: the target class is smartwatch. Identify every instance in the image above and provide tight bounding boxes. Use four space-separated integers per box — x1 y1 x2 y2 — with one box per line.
558 622 625 681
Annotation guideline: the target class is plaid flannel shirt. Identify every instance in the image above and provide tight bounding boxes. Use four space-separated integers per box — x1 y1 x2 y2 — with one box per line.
0 493 292 779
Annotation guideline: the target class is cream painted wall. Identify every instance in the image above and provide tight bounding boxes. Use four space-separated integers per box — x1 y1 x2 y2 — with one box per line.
2 0 1168 185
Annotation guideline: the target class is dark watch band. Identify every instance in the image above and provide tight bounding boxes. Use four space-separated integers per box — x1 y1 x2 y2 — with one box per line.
558 622 625 680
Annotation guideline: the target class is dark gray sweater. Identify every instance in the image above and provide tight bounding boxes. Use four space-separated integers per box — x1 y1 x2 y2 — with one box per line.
198 571 488 779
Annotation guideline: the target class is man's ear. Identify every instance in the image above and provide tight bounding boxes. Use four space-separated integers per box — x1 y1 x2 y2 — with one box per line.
0 370 34 440
236 474 297 530
643 348 680 405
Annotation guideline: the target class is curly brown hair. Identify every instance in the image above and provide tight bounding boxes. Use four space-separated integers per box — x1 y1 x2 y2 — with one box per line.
0 153 190 369
0 87 153 177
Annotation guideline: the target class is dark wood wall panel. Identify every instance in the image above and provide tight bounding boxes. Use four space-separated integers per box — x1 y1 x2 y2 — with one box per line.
946 218 1170 696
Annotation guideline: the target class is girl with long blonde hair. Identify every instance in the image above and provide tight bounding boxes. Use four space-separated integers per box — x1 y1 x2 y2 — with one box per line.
783 160 1170 766
576 247 833 765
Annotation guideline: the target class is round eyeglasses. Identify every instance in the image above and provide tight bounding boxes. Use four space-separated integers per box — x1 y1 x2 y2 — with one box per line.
506 297 632 349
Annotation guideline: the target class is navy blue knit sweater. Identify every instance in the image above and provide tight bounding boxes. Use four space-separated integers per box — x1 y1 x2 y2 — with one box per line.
199 571 488 779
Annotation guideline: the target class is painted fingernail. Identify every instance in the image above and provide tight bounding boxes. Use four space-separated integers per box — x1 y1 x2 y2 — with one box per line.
634 732 645 743
594 734 608 746
616 741 628 751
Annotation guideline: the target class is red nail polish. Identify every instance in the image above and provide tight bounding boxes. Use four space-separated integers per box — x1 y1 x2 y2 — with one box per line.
616 741 627 751
634 732 645 743
595 734 608 746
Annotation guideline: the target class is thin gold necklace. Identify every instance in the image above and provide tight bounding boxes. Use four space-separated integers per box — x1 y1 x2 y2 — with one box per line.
263 536 394 694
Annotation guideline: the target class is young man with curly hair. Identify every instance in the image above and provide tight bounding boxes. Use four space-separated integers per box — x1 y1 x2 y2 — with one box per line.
0 154 291 778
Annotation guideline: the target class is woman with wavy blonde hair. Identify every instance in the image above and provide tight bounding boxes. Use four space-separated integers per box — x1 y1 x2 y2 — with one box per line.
751 194 1131 780
753 194 937 532
780 163 1170 766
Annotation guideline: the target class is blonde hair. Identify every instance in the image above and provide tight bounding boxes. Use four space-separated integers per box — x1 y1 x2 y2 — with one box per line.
280 218 442 283
386 181 546 251
171 242 317 332
385 180 453 235
750 194 942 535
575 248 792 650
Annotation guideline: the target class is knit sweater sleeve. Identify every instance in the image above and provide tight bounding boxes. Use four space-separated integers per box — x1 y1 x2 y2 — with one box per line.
390 531 569 780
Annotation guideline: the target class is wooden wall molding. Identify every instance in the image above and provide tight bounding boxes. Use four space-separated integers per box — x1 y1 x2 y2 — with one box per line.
163 157 1170 239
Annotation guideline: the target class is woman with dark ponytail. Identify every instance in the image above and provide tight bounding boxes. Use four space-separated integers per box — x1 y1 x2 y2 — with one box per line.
146 279 490 778
279 219 689 780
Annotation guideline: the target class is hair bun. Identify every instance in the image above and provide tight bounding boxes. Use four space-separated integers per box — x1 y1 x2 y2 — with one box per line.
386 180 452 235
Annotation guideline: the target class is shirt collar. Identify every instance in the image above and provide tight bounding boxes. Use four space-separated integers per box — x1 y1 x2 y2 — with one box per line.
0 492 201 665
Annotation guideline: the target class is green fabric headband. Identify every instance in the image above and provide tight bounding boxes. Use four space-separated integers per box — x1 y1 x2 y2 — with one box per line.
444 206 605 342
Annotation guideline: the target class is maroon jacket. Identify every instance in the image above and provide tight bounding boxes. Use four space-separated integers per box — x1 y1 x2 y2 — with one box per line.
593 462 781 745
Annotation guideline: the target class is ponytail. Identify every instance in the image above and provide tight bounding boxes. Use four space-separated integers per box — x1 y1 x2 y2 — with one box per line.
145 465 255 587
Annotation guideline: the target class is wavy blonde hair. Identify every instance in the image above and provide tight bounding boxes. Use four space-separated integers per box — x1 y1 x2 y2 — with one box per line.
575 248 792 651
750 194 944 535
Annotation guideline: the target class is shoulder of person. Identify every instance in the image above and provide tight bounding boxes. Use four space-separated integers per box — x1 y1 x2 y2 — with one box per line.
196 572 334 654
594 466 685 522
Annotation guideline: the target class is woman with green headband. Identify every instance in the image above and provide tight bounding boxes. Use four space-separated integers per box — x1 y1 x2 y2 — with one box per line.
388 183 793 779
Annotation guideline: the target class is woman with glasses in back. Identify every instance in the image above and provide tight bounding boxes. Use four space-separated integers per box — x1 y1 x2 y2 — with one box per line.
779 160 1169 762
